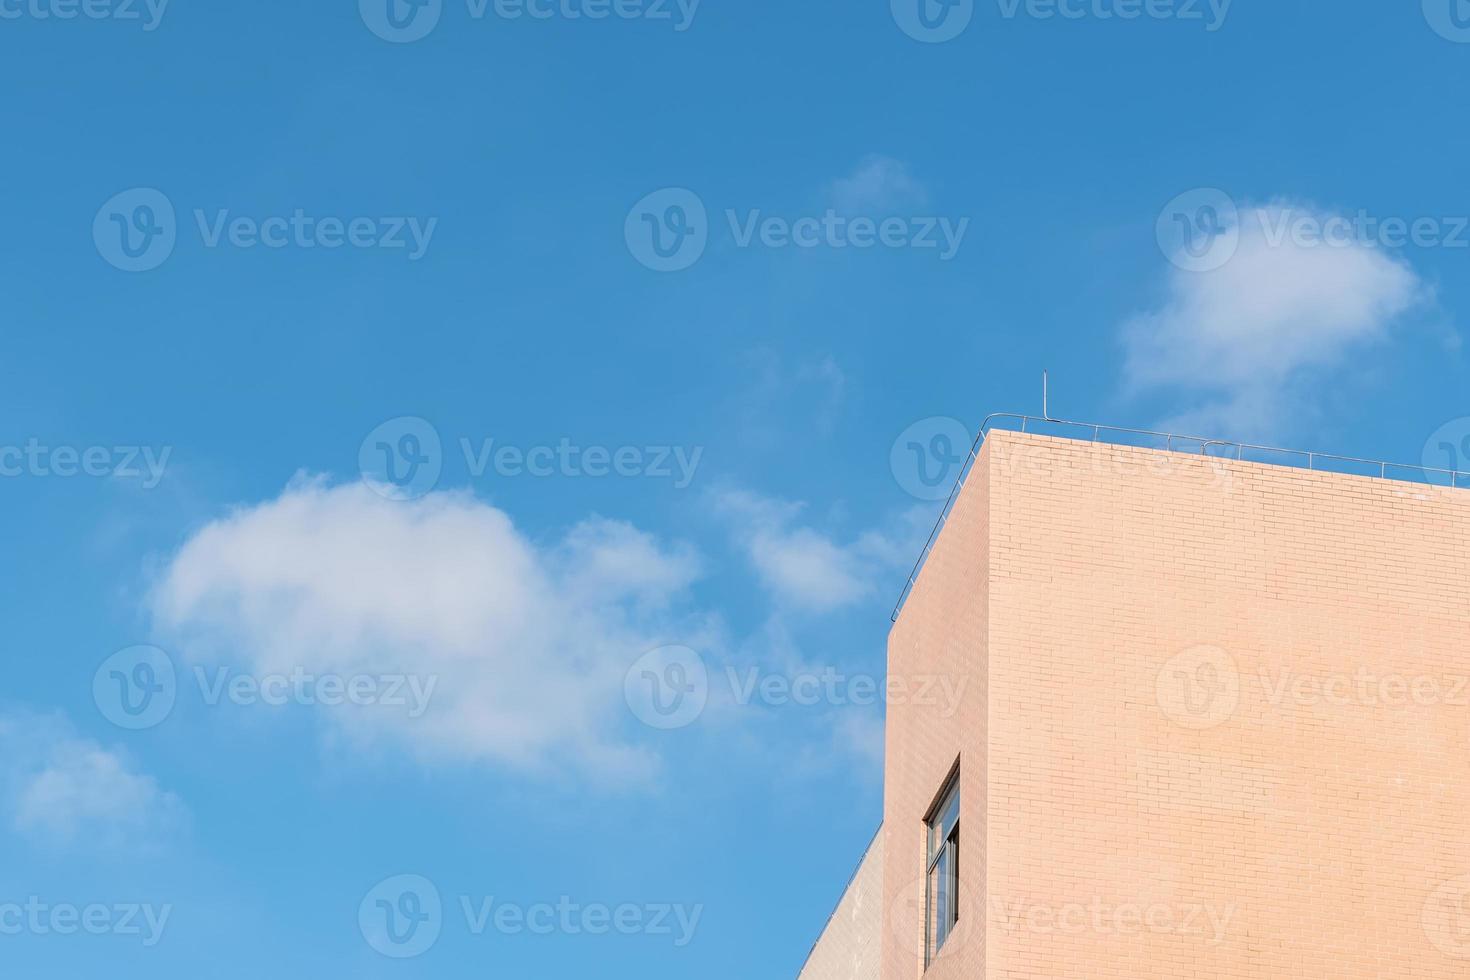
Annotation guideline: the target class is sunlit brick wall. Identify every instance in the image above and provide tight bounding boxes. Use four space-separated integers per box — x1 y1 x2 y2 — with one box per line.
883 429 1470 980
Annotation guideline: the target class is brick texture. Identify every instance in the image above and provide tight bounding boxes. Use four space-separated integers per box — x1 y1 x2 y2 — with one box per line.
798 831 885 980
878 430 1470 980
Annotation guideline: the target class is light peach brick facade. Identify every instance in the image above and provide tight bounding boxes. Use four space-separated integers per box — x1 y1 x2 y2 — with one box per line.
833 429 1470 979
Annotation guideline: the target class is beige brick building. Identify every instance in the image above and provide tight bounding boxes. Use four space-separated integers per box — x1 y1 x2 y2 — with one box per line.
801 428 1470 980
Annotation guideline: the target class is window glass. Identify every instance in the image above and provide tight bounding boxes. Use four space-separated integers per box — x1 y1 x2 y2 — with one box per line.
925 772 960 968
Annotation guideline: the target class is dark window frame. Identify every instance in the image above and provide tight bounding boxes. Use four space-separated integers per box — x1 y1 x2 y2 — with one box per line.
923 762 961 968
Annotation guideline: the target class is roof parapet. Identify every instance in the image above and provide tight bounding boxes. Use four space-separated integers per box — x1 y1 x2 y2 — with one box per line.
891 413 1470 623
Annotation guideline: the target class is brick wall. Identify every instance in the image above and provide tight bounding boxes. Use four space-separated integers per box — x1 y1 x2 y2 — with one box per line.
883 437 990 980
798 830 885 980
883 429 1470 980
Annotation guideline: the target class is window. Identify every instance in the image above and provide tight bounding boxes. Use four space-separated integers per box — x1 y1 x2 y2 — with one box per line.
925 769 960 967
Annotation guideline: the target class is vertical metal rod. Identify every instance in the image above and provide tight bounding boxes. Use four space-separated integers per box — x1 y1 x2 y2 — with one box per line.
1042 370 1049 420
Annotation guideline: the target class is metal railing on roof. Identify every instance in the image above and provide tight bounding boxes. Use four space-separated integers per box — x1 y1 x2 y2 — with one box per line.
890 413 1470 622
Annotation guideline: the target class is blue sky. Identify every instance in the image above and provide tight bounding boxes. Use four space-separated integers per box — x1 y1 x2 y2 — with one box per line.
3 1 1470 976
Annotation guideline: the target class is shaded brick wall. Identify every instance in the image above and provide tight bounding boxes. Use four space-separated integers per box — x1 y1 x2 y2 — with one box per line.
797 831 885 980
883 442 990 980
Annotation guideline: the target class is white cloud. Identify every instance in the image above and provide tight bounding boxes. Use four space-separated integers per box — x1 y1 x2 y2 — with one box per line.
149 476 706 780
0 712 185 849
713 489 923 614
1124 202 1430 439
828 155 929 213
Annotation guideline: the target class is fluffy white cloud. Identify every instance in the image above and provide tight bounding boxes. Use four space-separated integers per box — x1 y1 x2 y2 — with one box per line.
0 712 185 849
828 155 929 213
1125 202 1429 438
713 490 922 614
149 477 705 779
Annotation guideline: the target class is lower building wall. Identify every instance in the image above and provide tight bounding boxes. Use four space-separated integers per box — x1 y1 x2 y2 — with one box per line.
798 830 885 980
